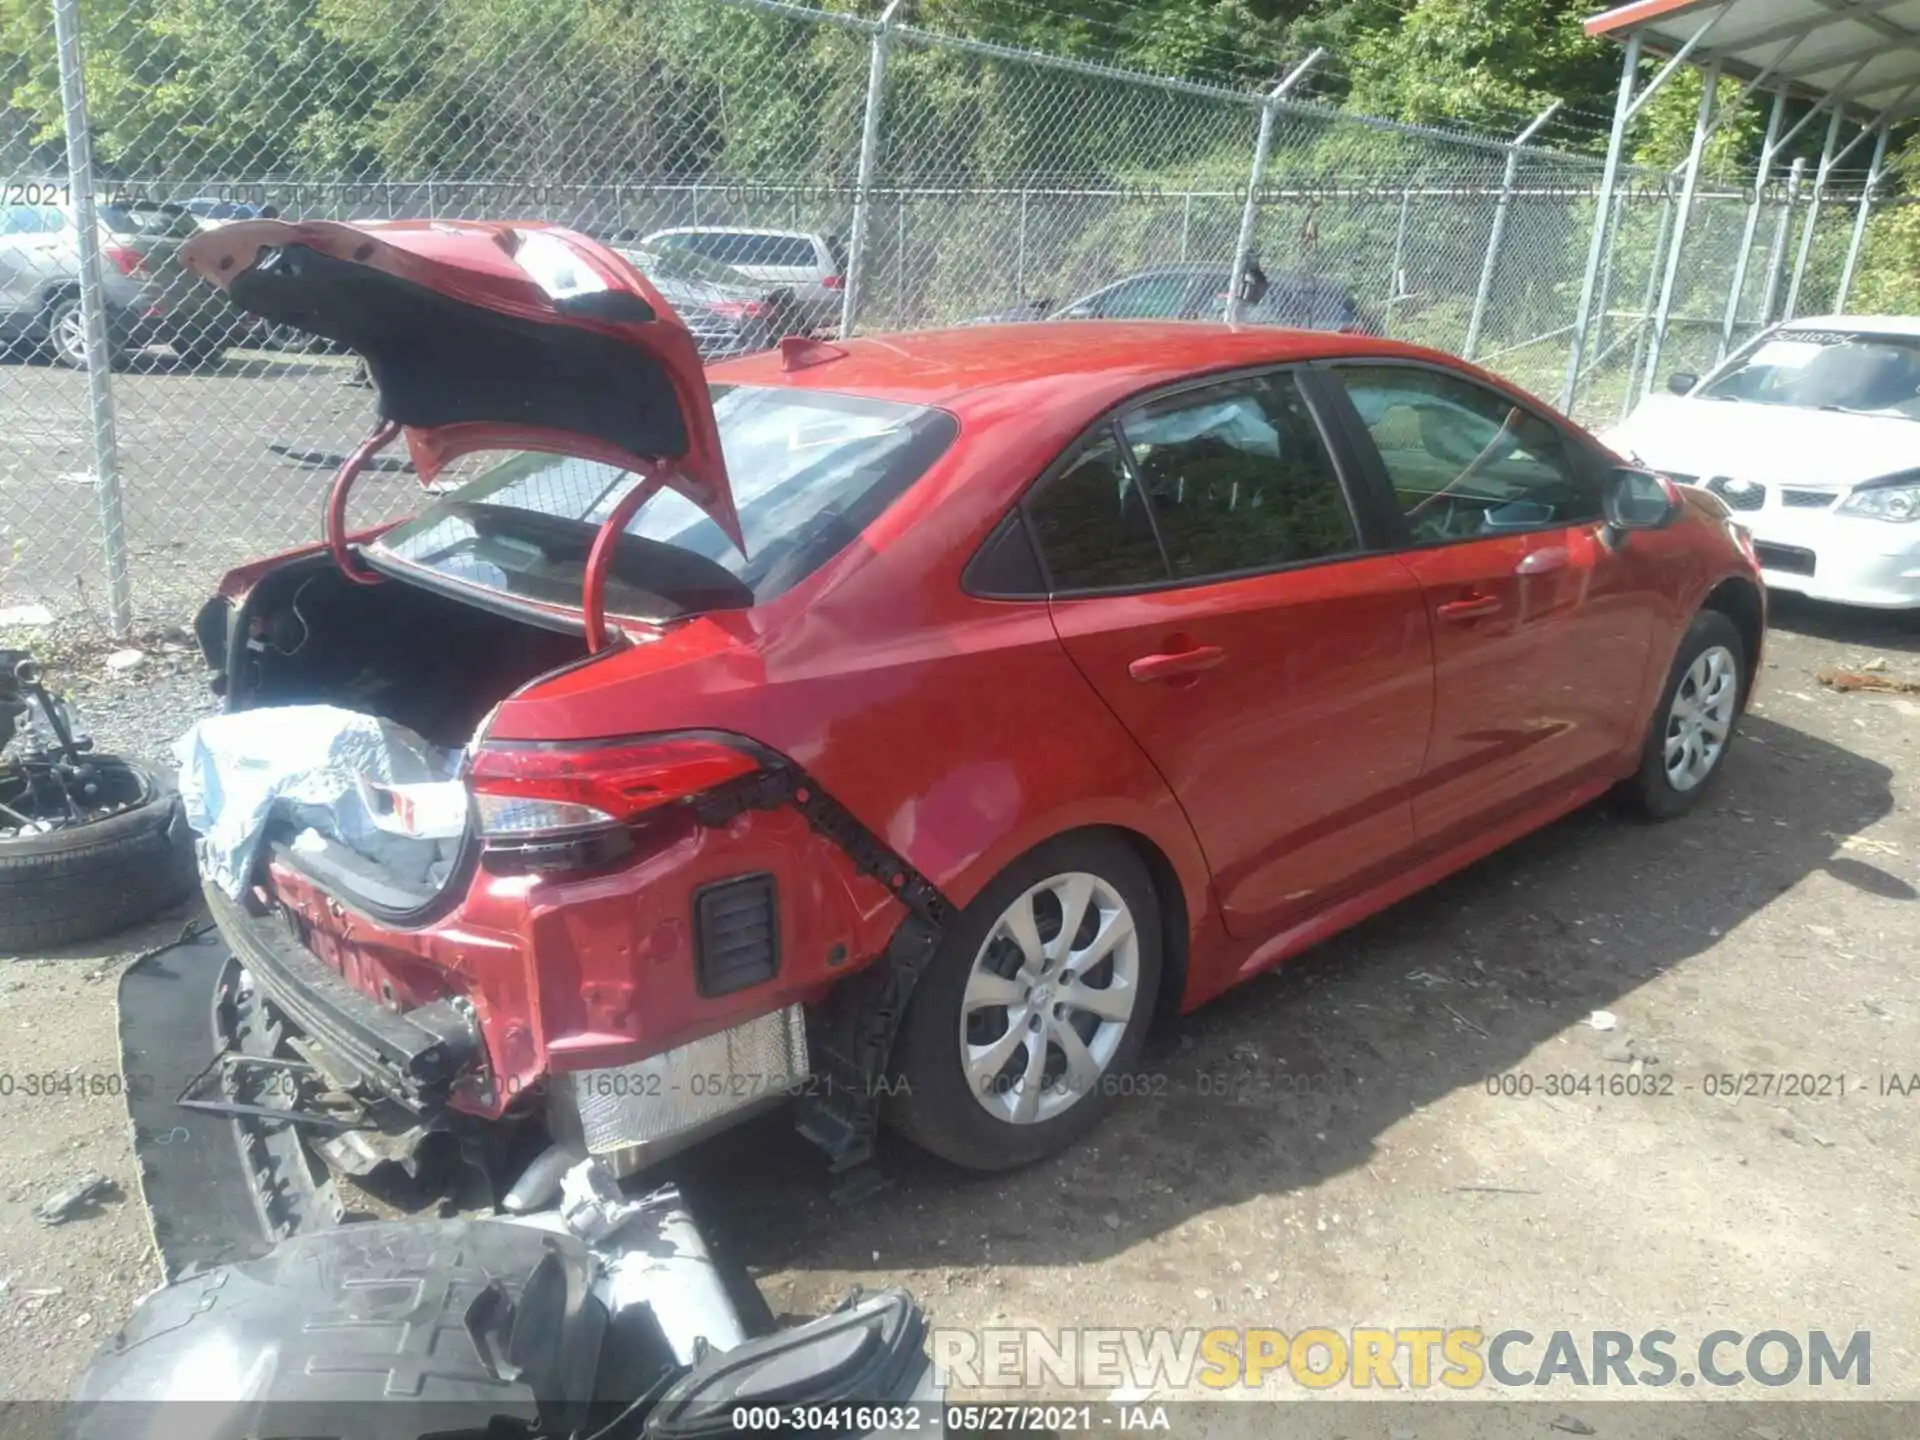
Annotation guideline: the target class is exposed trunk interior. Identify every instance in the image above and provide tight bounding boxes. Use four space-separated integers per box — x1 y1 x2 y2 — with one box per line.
202 556 594 918
229 554 590 746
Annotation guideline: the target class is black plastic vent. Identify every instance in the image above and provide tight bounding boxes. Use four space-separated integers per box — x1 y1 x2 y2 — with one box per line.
693 874 780 997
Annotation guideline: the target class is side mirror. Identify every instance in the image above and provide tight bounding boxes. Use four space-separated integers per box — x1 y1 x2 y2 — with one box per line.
1602 466 1681 542
1667 371 1698 396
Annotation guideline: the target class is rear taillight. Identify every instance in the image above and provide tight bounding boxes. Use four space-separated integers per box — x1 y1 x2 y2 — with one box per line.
466 736 760 873
104 244 149 278
821 274 844 290
709 298 769 321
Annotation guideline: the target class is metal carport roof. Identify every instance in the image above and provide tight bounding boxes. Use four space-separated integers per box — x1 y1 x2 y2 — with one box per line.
1560 0 1919 410
1585 0 1920 122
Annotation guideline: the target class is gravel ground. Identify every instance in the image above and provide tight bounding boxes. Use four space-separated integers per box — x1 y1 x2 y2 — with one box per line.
1 594 1917 1420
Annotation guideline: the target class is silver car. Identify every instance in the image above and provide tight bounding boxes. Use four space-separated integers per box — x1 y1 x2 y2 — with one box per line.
0 201 247 367
641 227 845 335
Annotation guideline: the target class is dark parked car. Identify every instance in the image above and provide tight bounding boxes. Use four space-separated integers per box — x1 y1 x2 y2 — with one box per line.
969 259 1381 334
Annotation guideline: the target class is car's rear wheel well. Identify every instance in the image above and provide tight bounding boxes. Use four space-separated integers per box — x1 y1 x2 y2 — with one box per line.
1093 825 1189 1030
1701 577 1763 707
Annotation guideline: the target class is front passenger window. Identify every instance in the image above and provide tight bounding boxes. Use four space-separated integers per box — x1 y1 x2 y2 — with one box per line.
1334 366 1600 544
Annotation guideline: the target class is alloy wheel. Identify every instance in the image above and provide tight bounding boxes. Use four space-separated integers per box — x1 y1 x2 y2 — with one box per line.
1664 643 1738 792
960 870 1141 1125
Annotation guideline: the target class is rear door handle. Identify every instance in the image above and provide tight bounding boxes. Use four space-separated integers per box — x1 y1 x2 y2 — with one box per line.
1435 592 1501 622
1128 645 1227 682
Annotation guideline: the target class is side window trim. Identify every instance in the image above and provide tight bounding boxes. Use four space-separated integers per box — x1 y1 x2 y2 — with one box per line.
1312 357 1605 552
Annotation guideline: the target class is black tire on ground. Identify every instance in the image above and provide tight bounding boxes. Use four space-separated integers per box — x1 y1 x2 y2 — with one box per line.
884 830 1162 1171
0 758 198 952
1624 609 1748 821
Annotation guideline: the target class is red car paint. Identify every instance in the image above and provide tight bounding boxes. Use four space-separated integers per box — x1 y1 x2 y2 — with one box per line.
205 271 1761 1129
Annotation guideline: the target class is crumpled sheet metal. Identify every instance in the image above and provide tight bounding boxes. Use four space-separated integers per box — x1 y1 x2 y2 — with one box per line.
173 704 460 898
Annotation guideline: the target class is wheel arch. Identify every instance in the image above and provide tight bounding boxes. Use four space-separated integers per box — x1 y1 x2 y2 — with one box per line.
1700 574 1764 707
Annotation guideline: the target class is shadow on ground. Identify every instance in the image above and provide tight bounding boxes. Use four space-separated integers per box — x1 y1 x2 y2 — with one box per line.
672 710 1902 1296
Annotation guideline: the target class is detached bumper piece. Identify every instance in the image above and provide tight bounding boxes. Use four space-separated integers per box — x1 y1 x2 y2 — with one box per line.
68 1190 940 1440
647 1289 935 1439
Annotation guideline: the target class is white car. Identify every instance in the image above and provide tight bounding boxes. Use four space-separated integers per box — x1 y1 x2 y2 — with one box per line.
640 226 845 334
1603 315 1920 609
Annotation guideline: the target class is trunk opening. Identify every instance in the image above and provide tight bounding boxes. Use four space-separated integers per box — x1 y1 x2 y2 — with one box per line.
230 554 591 748
211 556 596 919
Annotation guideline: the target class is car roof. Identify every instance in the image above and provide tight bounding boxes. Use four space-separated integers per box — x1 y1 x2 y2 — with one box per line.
646 226 825 240
1780 314 1920 338
710 321 1477 420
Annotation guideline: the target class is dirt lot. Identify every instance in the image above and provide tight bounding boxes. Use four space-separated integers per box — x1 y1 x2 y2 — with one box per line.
2 596 1917 1421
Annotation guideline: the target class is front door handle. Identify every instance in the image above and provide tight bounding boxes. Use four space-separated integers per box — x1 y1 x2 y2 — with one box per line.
1516 546 1570 577
1435 592 1501 622
1128 644 1227 682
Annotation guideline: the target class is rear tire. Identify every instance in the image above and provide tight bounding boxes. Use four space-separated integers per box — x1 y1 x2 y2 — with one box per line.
43 294 122 371
885 832 1161 1171
0 757 198 951
1624 609 1747 820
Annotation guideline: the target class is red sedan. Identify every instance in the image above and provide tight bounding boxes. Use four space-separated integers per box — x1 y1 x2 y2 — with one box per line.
182 221 1763 1192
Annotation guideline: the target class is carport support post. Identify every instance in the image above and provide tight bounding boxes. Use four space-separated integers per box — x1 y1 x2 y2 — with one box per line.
1784 109 1844 320
51 0 131 636
1719 89 1787 363
1624 193 1675 422
1643 59 1720 396
1835 124 1889 311
1761 156 1806 325
1227 47 1321 325
1465 101 1561 361
1561 30 1643 414
839 0 902 340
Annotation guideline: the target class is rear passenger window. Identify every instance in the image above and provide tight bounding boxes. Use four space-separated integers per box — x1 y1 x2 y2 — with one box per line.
1028 432 1169 591
1118 373 1358 578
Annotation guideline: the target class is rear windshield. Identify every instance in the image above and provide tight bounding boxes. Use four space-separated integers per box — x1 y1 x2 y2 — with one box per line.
1698 328 1920 419
372 386 957 620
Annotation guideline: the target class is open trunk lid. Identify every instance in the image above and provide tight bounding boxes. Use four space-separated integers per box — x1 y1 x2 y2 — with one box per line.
179 219 741 552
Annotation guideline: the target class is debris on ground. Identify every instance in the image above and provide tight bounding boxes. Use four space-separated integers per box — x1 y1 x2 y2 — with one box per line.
1550 1416 1597 1436
34 1170 113 1226
1817 667 1920 694
0 605 55 628
1586 1010 1617 1031
104 649 146 675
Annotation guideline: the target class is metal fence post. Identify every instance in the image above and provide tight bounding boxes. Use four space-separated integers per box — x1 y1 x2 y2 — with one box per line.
51 0 131 635
1226 48 1321 324
1719 88 1786 363
1624 194 1674 419
1561 31 1643 413
1180 190 1193 261
1836 125 1888 311
1761 157 1805 327
1464 101 1560 360
1641 59 1719 396
1016 188 1028 300
1785 110 1844 320
839 0 900 339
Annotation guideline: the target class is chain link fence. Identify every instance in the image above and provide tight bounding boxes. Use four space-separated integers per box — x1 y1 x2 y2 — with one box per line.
0 0 1887 630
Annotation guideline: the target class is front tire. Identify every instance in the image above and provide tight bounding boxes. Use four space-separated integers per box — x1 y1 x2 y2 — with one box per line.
1625 609 1746 819
886 832 1161 1170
